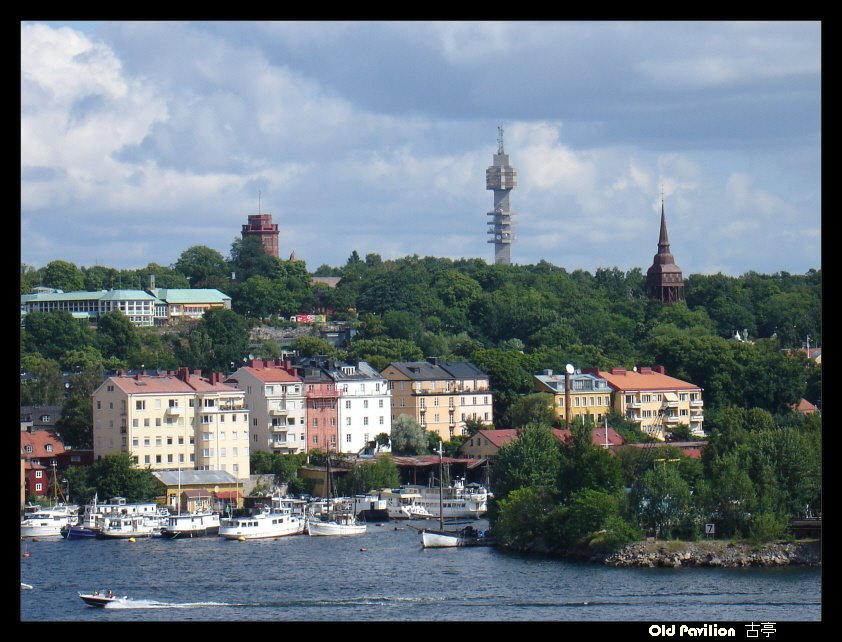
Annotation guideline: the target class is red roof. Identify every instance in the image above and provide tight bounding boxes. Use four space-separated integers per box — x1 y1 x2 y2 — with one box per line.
470 427 625 449
20 430 66 459
793 398 818 415
597 369 700 392
215 491 243 499
234 366 301 383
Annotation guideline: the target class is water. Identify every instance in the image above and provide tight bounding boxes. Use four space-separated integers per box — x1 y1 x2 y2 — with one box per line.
19 521 821 622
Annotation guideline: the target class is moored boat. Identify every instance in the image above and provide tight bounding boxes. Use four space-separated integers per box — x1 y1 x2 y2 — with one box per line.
218 500 305 540
97 514 161 539
420 524 494 548
21 504 79 538
160 511 221 539
307 511 367 536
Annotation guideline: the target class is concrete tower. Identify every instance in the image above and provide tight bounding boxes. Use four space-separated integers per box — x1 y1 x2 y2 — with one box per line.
645 200 685 304
486 126 517 265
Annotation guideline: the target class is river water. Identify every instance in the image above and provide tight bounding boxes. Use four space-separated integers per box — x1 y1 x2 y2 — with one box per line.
19 520 821 623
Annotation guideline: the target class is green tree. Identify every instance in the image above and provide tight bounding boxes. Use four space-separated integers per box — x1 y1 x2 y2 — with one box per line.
336 455 400 495
41 259 84 292
56 365 104 449
20 354 65 406
492 423 562 501
174 245 229 287
630 463 692 539
87 453 161 502
389 415 428 455
502 393 557 428
23 310 96 361
21 262 41 294
197 308 251 373
96 310 141 361
344 338 423 372
291 335 338 358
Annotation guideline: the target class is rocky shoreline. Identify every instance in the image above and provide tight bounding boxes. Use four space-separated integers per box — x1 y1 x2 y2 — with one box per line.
502 539 822 568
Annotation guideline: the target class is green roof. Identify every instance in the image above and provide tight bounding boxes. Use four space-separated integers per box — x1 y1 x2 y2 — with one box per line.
151 288 231 304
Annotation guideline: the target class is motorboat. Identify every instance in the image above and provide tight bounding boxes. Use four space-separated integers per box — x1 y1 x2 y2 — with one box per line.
97 514 161 539
160 511 221 539
218 502 305 540
78 591 124 607
381 489 434 520
21 504 79 538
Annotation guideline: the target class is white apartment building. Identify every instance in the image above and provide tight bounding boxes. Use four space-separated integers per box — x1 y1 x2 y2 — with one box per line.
92 368 250 479
333 361 391 455
226 360 307 455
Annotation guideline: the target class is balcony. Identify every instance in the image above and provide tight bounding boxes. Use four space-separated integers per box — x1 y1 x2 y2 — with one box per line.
166 405 183 415
269 406 289 416
690 400 704 407
691 414 704 422
306 388 341 398
626 401 642 408
664 401 679 408
270 423 290 433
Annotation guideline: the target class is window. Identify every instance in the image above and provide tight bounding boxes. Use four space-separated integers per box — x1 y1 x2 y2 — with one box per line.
35 470 42 479
202 415 211 424
346 434 352 443
25 445 32 453
202 449 213 457
167 437 173 446
167 454 173 463
346 400 351 409
45 444 53 453
203 432 212 441
143 437 150 446
132 419 138 428
144 455 150 464
364 417 369 425
96 401 101 410
156 418 161 427
144 418 150 427
35 483 42 492
204 399 215 408
312 435 319 444
220 448 226 457
132 438 139 447
136 400 145 410
220 431 226 440
231 431 237 440
379 416 384 425
379 399 383 408
313 418 319 427
346 417 352 425
364 400 369 409
178 436 184 445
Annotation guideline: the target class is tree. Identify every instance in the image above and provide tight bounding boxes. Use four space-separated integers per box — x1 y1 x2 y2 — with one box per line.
344 337 423 372
87 453 160 502
630 463 693 539
291 336 338 358
96 310 141 361
56 365 104 449
389 415 428 455
463 416 489 437
174 245 229 287
41 260 84 292
502 393 557 428
197 308 250 373
20 354 65 406
229 236 279 282
23 310 96 361
492 423 562 501
336 455 400 495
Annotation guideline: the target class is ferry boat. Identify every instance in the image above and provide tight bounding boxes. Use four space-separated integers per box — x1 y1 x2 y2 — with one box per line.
160 512 221 539
218 501 305 540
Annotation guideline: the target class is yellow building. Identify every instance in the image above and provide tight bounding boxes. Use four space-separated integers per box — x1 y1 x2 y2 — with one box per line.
381 358 493 442
92 368 251 479
533 369 613 426
596 366 704 440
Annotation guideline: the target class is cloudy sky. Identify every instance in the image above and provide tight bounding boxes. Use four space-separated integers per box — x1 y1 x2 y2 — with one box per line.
21 21 821 277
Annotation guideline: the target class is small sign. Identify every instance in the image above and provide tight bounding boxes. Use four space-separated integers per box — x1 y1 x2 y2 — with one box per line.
705 523 715 535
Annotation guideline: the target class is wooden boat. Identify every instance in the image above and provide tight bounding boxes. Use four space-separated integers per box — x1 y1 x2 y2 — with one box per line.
78 591 124 607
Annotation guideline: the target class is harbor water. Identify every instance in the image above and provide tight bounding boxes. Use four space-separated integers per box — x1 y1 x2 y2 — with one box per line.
19 520 821 622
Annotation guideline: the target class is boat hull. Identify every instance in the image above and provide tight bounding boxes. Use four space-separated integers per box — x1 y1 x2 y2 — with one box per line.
78 593 121 607
421 527 495 548
62 525 99 539
307 521 367 536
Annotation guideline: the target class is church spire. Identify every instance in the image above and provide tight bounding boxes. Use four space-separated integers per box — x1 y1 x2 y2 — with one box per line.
645 198 684 304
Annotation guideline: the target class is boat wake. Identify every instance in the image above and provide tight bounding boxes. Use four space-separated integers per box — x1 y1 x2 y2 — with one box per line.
104 599 236 609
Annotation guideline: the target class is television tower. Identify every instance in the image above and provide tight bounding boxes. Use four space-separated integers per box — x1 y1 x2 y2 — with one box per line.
486 126 517 265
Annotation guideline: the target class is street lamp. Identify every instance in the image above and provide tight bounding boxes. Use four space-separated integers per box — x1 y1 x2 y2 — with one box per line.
62 478 69 503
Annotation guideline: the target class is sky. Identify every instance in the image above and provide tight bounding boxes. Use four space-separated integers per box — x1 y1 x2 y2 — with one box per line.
21 21 821 277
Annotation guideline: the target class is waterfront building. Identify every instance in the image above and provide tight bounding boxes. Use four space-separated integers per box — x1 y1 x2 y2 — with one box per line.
533 369 613 427
458 427 624 459
148 287 232 324
381 358 493 442
596 366 704 440
92 368 251 479
152 469 244 512
226 360 307 455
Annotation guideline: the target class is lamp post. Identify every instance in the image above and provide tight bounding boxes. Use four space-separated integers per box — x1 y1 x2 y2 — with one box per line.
62 477 69 503
564 364 574 428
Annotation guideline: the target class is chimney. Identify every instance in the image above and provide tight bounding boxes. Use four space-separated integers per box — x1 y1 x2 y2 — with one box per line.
638 366 652 375
610 368 626 376
653 365 665 374
178 367 190 382
149 274 155 290
427 357 439 366
543 369 553 376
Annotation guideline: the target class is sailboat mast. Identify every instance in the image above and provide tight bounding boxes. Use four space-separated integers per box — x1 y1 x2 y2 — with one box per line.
438 441 444 531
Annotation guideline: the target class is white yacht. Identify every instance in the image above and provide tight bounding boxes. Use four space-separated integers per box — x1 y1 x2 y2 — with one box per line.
381 489 434 520
218 502 305 540
97 514 162 539
160 512 221 539
20 504 79 538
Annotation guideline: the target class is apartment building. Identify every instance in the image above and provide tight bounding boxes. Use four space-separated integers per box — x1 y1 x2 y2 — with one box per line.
596 366 704 440
381 358 493 442
92 368 250 479
533 368 613 426
226 360 307 455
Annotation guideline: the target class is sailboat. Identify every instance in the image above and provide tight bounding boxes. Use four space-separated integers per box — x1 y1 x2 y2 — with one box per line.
420 442 494 548
307 452 366 536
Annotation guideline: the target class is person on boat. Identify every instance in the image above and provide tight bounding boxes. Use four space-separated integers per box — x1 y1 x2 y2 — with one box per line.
93 590 99 596
106 590 113 598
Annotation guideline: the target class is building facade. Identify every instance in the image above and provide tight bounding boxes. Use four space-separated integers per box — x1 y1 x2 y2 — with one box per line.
227 360 307 455
92 368 251 479
596 366 704 440
381 358 493 442
533 369 613 427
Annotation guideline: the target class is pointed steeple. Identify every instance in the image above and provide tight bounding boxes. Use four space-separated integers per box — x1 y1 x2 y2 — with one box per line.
646 199 684 304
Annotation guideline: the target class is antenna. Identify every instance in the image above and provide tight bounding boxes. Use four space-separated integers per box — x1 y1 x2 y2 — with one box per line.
258 190 261 215
497 125 504 154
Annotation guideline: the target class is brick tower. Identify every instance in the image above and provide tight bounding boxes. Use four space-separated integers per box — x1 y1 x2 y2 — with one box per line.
241 213 280 258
